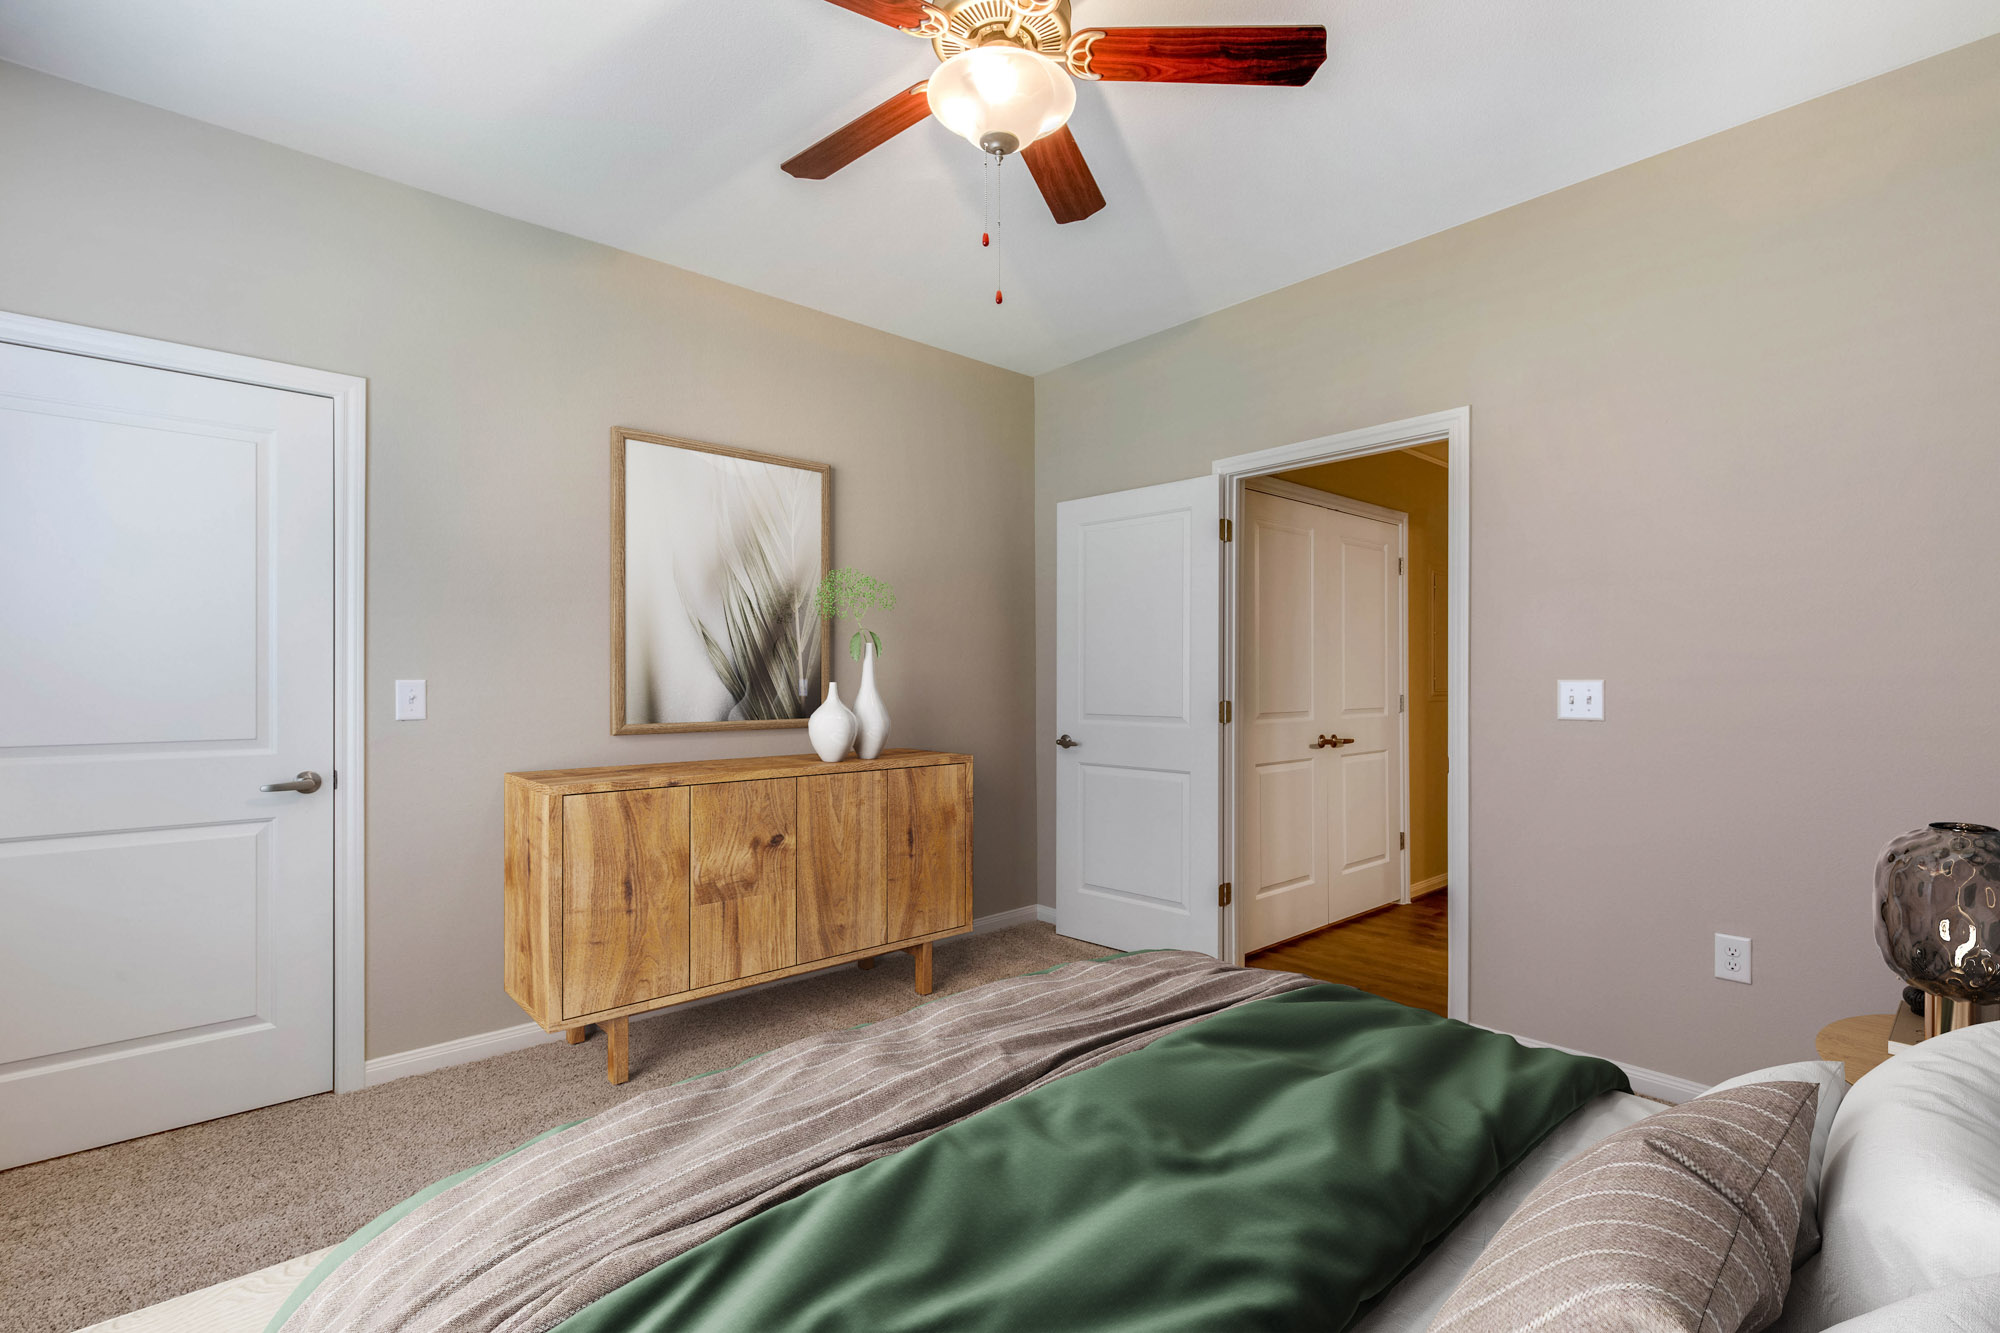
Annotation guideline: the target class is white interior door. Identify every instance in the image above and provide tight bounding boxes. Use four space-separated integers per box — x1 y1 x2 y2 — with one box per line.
1055 477 1221 954
0 340 335 1168
1239 486 1404 952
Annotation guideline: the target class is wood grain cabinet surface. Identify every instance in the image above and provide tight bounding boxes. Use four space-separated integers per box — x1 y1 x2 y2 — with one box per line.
505 750 972 1082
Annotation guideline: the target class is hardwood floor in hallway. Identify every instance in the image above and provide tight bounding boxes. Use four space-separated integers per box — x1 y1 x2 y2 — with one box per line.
1246 892 1448 1015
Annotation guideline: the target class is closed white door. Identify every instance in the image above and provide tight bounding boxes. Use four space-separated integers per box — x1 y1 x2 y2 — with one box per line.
0 341 335 1168
1055 477 1221 955
1239 487 1403 952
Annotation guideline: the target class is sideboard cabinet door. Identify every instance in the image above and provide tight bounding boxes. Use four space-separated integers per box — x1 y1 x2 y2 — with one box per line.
690 778 798 988
797 764 969 966
561 788 690 1020
886 764 970 941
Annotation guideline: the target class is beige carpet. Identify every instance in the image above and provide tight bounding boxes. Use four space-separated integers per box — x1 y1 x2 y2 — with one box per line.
0 923 1106 1333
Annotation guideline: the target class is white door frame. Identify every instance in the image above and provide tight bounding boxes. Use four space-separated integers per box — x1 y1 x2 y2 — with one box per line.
1241 476 1413 910
1214 408 1470 1021
0 309 370 1093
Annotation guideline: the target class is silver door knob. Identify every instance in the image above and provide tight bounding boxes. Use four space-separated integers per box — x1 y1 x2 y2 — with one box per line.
261 771 323 794
1055 734 1079 749
1311 735 1355 750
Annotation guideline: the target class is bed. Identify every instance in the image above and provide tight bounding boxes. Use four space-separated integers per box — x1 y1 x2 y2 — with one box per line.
83 951 1655 1333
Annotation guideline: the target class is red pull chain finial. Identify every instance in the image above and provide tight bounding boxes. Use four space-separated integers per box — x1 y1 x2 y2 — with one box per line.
995 290 1004 304
982 232 990 247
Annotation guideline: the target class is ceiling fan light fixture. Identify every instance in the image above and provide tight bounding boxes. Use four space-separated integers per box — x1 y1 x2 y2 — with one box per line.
926 44 1074 156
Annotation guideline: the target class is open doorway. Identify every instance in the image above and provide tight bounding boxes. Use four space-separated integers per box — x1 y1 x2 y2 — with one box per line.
1213 411 1464 1019
1234 445 1448 1012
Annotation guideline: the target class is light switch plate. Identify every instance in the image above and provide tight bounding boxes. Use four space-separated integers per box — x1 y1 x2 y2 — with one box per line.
394 679 427 721
1557 679 1603 720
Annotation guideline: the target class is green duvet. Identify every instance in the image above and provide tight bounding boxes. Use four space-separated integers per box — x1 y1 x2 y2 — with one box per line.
546 984 1623 1333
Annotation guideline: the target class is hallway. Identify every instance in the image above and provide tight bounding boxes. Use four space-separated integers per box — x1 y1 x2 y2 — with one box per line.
1246 893 1447 1015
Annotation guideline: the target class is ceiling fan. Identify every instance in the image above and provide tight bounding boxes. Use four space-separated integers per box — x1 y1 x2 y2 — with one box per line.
781 0 1327 224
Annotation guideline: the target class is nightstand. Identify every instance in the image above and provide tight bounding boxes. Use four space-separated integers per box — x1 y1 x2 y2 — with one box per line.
1815 1014 1897 1085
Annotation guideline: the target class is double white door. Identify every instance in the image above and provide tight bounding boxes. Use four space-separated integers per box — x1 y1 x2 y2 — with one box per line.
0 340 336 1168
1239 487 1404 952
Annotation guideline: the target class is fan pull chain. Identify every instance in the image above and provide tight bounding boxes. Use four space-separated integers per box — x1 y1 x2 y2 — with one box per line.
993 149 1004 305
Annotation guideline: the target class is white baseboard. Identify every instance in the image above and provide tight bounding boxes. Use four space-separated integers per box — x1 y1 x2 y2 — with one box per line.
363 1020 555 1086
1410 874 1447 898
363 902 1066 1088
1497 1029 1708 1104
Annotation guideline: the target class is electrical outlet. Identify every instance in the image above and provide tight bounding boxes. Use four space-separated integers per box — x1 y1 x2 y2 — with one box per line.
1715 933 1752 984
1557 679 1604 720
394 679 427 721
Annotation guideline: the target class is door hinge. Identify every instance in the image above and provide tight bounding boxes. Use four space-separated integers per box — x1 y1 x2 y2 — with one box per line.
1398 556 1404 575
1220 517 1233 543
1399 694 1405 714
332 769 339 789
1219 700 1232 725
1399 831 1407 850
1219 881 1233 907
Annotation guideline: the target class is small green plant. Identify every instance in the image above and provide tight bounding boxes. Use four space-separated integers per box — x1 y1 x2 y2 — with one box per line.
813 568 896 661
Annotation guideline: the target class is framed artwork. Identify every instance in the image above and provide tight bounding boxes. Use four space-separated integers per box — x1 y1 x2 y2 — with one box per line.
611 427 831 734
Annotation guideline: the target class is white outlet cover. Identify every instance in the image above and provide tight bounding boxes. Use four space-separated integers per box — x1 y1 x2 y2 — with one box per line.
1714 933 1752 984
394 678 427 721
1557 679 1604 720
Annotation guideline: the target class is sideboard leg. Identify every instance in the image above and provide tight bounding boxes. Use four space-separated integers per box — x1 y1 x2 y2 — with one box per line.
606 1016 629 1085
906 941 933 996
857 956 877 971
565 1025 591 1045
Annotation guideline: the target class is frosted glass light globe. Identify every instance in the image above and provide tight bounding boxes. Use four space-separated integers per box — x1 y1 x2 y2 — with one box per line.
926 45 1075 156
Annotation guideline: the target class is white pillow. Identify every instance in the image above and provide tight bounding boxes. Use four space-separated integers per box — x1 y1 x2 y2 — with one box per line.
1707 1058 1847 1263
1785 1022 2000 1328
1813 1272 2000 1332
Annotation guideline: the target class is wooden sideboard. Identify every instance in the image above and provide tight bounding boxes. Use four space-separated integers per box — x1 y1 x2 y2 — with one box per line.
504 749 973 1083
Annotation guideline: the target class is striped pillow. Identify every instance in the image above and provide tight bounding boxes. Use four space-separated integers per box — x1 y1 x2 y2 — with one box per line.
1429 1080 1817 1333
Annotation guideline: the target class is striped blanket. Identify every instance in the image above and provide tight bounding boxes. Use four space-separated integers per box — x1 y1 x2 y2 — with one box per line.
279 952 1319 1333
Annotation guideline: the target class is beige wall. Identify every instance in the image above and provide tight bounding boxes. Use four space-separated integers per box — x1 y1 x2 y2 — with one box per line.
1276 450 1450 889
1036 36 2000 1084
0 63 1038 1060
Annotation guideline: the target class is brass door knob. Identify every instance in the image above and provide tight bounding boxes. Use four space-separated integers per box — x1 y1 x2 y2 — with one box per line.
1056 734 1080 749
1311 735 1355 750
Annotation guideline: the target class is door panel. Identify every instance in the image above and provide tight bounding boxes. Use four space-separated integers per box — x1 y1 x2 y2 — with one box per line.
884 764 968 941
0 824 262 1064
1340 539 1389 712
1253 519 1314 719
0 341 335 1169
562 788 690 1018
1056 477 1221 955
1080 514 1191 723
690 779 797 988
1078 765 1188 908
0 414 258 748
1239 486 1403 949
1338 751 1390 869
797 772 887 964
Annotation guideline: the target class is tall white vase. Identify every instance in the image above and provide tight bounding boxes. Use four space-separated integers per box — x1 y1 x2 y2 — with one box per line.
808 683 857 762
854 639 891 760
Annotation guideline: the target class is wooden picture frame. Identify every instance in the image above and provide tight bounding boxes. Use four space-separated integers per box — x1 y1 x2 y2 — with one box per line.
611 427 832 734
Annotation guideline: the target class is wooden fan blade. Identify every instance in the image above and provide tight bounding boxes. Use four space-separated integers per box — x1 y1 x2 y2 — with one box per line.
781 83 932 180
817 0 937 33
1073 27 1327 86
1021 126 1106 225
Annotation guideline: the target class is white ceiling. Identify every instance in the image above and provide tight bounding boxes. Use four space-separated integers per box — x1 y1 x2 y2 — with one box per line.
3 1 1995 374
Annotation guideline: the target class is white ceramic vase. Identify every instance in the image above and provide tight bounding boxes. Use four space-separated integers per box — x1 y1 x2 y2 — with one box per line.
854 639 891 759
807 683 857 762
